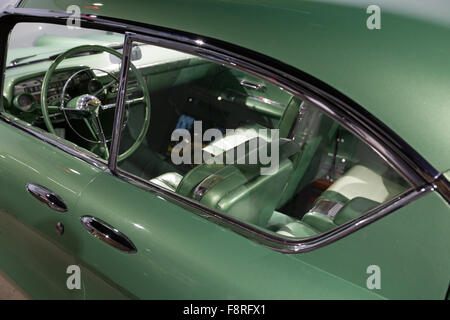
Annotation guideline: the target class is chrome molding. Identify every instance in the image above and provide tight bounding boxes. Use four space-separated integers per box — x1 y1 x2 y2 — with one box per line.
81 216 137 253
116 169 433 253
0 115 108 171
108 33 133 172
240 80 266 91
26 182 68 212
433 174 450 203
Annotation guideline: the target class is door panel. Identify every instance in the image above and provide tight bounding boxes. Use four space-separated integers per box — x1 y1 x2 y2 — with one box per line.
73 171 383 299
0 120 125 298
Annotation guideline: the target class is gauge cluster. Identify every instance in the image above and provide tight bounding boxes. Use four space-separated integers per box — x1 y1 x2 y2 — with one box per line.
12 69 91 113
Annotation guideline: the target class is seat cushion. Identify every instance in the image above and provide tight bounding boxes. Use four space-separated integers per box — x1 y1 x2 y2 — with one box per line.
149 172 183 192
266 211 297 231
325 165 405 203
276 221 319 238
202 123 270 157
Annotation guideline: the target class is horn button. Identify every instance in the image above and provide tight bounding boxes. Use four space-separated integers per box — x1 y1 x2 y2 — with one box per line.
67 94 102 113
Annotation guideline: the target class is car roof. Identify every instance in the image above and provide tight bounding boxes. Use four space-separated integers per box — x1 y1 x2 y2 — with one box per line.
17 0 450 172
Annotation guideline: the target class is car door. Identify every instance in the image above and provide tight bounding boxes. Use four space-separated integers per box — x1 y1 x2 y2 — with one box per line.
0 116 99 298
73 170 387 299
0 13 130 299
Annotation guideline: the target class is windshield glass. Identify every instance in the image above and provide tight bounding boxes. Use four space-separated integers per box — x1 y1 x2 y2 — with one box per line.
7 23 123 66
1 0 19 10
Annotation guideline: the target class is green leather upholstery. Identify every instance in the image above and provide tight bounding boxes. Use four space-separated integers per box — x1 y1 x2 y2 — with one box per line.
213 160 293 226
202 96 301 157
277 102 336 207
176 140 296 227
202 123 269 157
266 211 297 231
302 211 338 233
275 196 379 237
324 165 406 203
278 96 302 138
269 210 319 238
276 221 319 238
275 164 406 237
150 172 183 192
334 197 381 225
149 98 304 226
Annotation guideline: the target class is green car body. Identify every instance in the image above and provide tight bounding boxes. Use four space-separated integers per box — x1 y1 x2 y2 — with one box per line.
0 0 448 299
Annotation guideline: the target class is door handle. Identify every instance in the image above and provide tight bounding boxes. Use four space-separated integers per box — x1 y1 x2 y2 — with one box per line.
26 183 68 212
240 79 266 91
80 216 137 253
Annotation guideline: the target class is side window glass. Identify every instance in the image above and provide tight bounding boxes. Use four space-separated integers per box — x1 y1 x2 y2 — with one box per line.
117 40 413 238
3 22 124 160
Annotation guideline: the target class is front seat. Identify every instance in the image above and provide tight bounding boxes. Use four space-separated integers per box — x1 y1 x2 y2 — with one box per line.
149 99 334 228
174 139 296 227
149 96 303 192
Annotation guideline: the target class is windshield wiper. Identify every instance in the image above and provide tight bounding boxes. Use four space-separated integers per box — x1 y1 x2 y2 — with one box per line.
9 54 37 66
6 44 125 70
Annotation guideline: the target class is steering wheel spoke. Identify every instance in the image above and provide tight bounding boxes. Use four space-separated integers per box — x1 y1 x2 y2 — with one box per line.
82 114 110 159
126 96 145 106
93 79 116 97
46 105 61 112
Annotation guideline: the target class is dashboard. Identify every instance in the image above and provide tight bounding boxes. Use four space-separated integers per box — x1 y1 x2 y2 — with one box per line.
11 69 92 114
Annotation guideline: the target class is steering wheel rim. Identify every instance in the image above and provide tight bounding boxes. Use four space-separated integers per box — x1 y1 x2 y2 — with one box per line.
40 44 151 162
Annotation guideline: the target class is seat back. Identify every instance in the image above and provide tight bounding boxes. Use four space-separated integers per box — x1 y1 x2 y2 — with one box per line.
277 101 336 207
176 139 296 227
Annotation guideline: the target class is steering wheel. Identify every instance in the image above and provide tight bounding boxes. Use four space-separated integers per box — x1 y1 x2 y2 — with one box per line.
40 44 151 162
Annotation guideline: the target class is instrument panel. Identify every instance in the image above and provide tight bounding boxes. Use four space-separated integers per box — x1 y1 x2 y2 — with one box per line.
12 69 91 112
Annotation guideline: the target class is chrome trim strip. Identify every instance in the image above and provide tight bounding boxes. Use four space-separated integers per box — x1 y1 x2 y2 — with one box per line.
26 182 68 212
115 169 432 253
433 174 450 204
240 80 266 91
0 115 108 171
309 199 344 220
247 95 285 108
108 33 133 172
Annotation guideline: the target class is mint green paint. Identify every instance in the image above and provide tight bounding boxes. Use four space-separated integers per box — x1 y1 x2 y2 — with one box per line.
72 170 385 299
0 115 126 298
444 170 450 182
0 0 446 299
299 191 450 299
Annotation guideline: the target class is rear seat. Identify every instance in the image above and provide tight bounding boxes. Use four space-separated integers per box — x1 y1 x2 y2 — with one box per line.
275 165 407 238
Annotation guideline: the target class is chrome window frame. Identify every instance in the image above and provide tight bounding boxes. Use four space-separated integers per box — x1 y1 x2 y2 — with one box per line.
0 9 447 254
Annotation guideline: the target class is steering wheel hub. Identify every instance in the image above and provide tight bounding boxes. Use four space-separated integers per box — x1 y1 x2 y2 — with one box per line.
67 94 102 113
